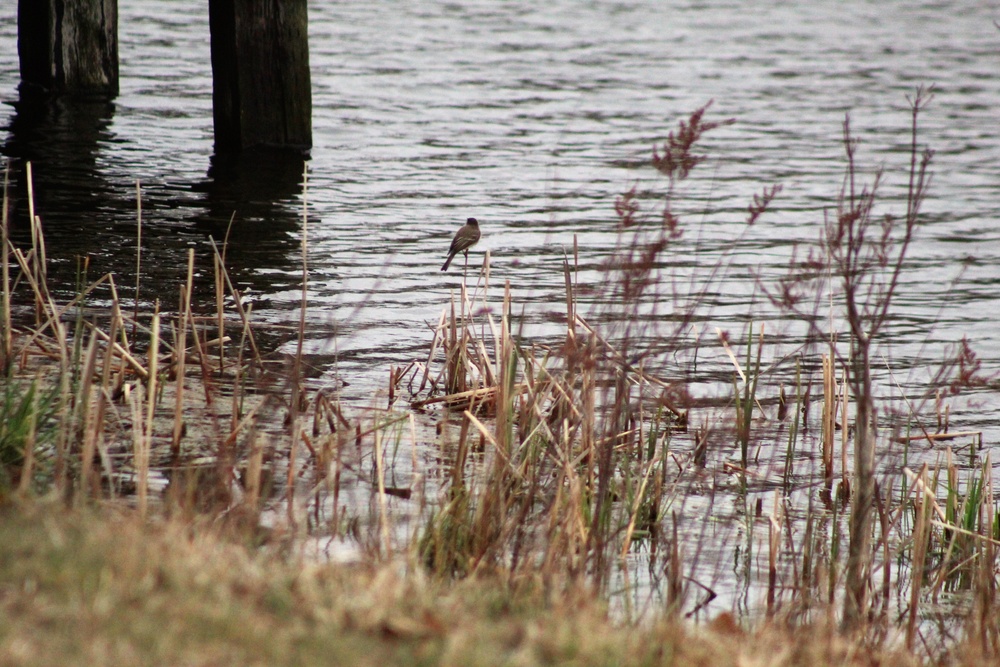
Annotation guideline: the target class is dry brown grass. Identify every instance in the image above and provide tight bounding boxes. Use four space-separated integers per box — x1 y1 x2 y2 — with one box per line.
0 502 970 667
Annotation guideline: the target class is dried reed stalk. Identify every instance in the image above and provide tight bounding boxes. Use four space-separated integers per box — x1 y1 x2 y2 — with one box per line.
1 161 11 370
821 353 835 482
172 249 195 456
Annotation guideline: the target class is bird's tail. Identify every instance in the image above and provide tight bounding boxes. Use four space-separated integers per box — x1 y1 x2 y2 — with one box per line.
441 253 455 271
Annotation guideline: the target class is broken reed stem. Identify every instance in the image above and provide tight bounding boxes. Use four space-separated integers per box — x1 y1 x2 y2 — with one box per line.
244 432 264 511
907 464 932 650
374 426 392 557
784 359 803 488
2 160 11 370
132 180 142 341
767 491 783 617
129 382 145 511
107 274 131 362
477 249 491 313
208 237 262 367
8 264 113 355
460 281 469 390
25 161 34 255
582 335 596 492
214 248 225 372
822 353 835 482
25 162 48 323
755 324 765 405
87 314 120 499
840 366 849 492
81 320 148 380
53 318 71 494
232 302 252 432
419 309 447 394
173 248 195 457
76 332 101 501
739 322 764 465
140 306 160 519
563 253 576 343
495 280 513 457
171 307 212 407
446 291 460 394
666 515 683 616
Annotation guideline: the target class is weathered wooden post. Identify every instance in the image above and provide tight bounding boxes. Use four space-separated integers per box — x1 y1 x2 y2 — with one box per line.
208 0 312 153
17 0 119 97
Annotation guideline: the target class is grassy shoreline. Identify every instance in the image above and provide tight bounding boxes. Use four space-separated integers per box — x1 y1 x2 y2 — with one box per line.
0 502 949 667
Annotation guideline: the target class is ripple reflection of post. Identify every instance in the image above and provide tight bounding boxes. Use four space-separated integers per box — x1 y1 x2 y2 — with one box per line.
193 149 310 293
1 91 117 245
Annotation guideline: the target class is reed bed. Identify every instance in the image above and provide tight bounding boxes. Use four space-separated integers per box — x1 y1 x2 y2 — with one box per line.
0 96 998 665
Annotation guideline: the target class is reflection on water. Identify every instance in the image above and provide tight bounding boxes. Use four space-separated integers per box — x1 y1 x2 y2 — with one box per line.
192 149 308 292
3 93 118 222
1 0 999 623
1 93 307 326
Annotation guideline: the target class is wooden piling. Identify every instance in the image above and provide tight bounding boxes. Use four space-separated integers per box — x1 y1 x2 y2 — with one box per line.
208 0 313 153
17 0 120 97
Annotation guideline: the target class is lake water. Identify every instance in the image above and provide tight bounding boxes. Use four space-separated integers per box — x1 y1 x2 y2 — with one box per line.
1 0 999 621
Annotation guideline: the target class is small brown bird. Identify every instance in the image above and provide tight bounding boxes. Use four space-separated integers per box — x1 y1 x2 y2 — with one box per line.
440 217 481 271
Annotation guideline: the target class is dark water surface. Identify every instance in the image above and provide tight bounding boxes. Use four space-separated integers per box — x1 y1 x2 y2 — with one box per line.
2 0 999 619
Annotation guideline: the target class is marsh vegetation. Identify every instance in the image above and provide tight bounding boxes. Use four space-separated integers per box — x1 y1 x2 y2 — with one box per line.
1 97 997 665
